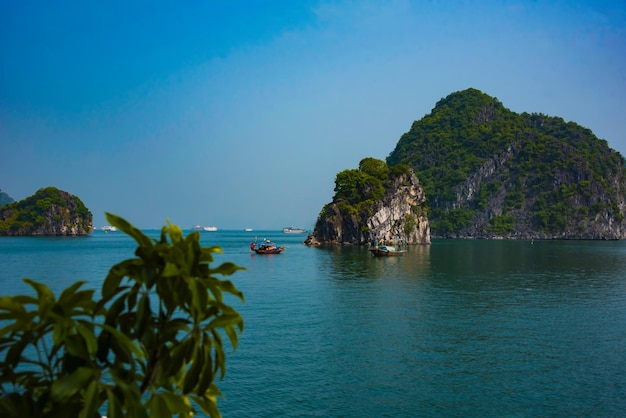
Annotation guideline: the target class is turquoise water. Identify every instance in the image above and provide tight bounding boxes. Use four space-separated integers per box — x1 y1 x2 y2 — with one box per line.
1 231 626 417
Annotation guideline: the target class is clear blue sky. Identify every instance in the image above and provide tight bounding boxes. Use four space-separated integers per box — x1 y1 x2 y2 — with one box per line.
1 0 625 230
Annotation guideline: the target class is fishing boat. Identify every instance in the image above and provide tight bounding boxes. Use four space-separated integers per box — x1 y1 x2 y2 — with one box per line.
250 239 285 254
282 226 307 234
369 239 407 257
101 225 117 232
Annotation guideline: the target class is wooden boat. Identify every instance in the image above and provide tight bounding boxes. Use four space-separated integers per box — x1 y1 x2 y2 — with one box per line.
253 246 285 254
250 239 285 254
369 245 407 257
369 239 407 257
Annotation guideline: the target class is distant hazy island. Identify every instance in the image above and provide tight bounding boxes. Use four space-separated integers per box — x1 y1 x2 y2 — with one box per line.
0 188 14 206
0 187 93 236
309 88 626 243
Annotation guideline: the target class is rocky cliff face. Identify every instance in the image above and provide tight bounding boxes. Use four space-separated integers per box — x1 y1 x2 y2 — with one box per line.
0 187 93 236
441 135 626 240
305 171 430 246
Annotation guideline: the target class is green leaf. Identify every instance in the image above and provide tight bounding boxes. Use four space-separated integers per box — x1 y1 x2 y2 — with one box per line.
75 322 98 355
215 279 245 301
106 212 153 248
208 313 243 330
182 346 203 394
190 394 221 418
51 366 93 402
11 295 38 306
106 388 124 418
224 325 240 350
161 318 191 341
52 321 68 347
160 392 194 416
135 292 151 338
97 323 145 360
105 294 127 326
23 278 55 302
165 220 183 243
58 281 86 304
167 337 194 376
162 262 180 277
190 279 208 319
0 322 22 338
148 393 172 418
200 246 223 263
78 380 100 418
210 262 245 277
61 289 96 311
102 265 126 300
65 334 89 359
5 337 29 367
195 345 215 396
0 296 26 315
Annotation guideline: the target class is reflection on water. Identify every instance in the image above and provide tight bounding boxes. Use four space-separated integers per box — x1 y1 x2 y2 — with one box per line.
314 244 431 281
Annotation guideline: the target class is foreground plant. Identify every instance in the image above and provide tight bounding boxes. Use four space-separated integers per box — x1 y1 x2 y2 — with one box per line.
0 213 245 417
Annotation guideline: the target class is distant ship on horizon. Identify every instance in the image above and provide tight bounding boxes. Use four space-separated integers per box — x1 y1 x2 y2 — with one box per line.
192 225 217 231
282 226 307 234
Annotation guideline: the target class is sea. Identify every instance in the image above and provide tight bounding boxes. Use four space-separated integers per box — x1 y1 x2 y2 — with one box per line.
1 230 626 417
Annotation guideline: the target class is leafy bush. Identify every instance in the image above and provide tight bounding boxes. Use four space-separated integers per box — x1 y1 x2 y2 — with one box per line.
0 213 245 418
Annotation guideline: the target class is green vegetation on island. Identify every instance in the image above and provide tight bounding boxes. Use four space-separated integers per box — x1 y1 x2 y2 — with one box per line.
328 157 412 219
386 88 626 238
0 213 245 418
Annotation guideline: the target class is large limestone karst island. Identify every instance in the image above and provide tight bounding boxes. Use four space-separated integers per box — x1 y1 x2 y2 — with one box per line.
305 158 430 246
386 88 626 239
0 187 93 236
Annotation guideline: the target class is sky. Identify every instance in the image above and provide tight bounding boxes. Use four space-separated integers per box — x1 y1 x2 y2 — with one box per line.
1 0 625 230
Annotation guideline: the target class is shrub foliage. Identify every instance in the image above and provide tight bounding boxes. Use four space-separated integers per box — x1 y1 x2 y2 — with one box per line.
0 213 245 418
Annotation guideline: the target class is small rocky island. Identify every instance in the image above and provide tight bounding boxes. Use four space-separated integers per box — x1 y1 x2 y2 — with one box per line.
305 158 430 246
0 187 93 236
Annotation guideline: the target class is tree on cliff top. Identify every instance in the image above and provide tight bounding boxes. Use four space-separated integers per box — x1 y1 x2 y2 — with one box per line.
331 157 411 217
0 213 245 417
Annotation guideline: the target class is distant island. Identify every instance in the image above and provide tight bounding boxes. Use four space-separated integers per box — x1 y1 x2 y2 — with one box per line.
0 188 14 205
309 88 626 243
0 187 93 236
